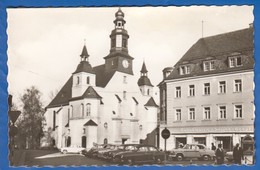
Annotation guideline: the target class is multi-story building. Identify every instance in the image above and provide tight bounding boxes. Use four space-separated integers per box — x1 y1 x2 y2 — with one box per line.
159 26 254 151
41 8 159 150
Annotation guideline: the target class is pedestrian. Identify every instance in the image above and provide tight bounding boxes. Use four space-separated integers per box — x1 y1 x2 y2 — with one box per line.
215 144 225 165
211 143 216 151
233 143 244 165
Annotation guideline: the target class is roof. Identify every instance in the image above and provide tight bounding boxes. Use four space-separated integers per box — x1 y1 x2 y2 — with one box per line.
165 27 254 81
70 86 102 101
80 45 89 58
84 119 98 126
104 51 133 60
47 76 73 108
144 97 158 107
140 62 148 73
93 64 116 87
73 61 95 74
138 76 153 87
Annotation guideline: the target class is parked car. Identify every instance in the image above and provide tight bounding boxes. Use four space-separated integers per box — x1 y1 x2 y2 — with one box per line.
60 145 85 154
113 145 165 165
97 144 118 159
82 144 107 157
169 144 215 161
103 144 139 161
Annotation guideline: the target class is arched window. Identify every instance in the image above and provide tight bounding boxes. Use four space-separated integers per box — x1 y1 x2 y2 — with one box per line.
81 104 84 117
104 138 108 144
86 103 91 116
87 76 90 84
82 136 86 148
147 89 150 95
70 105 73 118
77 76 80 85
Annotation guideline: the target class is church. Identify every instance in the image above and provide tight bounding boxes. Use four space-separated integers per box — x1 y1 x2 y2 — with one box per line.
41 8 159 150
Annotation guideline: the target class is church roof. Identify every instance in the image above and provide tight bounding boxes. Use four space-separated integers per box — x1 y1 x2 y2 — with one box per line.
144 97 158 107
73 61 95 74
84 119 98 126
70 86 102 101
80 45 89 58
47 76 73 108
104 51 134 60
165 27 254 81
140 62 148 73
138 76 153 87
93 64 116 87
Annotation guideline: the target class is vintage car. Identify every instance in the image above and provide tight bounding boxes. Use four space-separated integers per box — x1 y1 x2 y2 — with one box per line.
113 145 165 165
82 144 107 157
97 144 118 159
60 145 85 154
103 144 139 161
169 144 215 161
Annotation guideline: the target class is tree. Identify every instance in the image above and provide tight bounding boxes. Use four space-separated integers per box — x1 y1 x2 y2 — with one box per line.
16 86 45 149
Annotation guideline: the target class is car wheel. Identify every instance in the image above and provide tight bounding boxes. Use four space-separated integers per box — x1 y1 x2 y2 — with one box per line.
176 154 184 161
203 155 210 161
62 150 68 154
127 158 134 165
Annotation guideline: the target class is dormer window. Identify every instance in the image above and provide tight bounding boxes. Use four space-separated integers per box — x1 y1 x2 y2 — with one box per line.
179 65 191 75
203 60 216 71
229 56 242 68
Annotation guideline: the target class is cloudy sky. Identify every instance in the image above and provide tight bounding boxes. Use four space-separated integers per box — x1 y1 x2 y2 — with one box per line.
7 6 253 107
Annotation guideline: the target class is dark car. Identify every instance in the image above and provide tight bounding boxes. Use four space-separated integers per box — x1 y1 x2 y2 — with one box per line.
103 144 139 161
113 145 165 165
82 144 107 157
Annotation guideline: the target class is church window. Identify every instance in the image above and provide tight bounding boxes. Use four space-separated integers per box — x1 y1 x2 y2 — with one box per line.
104 138 108 144
104 122 108 129
86 103 91 116
123 91 127 99
147 89 150 95
77 76 80 85
122 39 127 48
111 39 116 48
70 105 73 118
87 76 90 84
123 76 127 83
81 104 84 117
83 128 86 134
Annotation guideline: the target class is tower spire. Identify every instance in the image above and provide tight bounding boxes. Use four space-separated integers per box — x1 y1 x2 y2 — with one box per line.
80 42 89 62
140 61 148 76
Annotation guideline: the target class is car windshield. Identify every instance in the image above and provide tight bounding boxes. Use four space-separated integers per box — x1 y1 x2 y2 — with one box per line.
125 146 138 151
183 144 190 149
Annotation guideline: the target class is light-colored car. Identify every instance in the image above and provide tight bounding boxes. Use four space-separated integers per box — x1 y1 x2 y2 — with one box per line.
169 144 215 161
60 145 85 154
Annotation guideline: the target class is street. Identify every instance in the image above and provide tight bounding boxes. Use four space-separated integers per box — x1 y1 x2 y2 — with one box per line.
12 149 233 166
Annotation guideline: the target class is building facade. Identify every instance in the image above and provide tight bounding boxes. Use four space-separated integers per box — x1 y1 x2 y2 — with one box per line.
41 8 159 150
159 26 254 151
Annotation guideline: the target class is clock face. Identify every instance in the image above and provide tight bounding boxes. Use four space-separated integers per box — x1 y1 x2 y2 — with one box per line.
122 60 129 68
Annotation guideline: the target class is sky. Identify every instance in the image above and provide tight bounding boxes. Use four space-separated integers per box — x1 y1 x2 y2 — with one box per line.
7 6 254 108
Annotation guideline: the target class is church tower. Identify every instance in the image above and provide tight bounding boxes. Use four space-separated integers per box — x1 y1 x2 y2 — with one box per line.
104 8 134 75
72 44 96 97
138 61 154 96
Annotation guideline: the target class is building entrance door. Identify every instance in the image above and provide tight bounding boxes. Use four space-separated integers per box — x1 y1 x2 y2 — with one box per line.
215 136 232 151
122 138 128 144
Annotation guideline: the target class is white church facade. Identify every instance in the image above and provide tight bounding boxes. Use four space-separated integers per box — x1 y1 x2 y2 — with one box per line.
41 8 159 150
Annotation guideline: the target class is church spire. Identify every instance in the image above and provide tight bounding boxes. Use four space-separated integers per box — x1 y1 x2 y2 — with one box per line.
80 44 89 62
140 61 148 76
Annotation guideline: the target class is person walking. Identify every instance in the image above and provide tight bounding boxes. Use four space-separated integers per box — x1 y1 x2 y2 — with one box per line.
233 143 244 165
215 144 225 165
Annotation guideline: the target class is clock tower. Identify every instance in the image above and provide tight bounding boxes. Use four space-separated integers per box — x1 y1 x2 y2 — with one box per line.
104 8 134 75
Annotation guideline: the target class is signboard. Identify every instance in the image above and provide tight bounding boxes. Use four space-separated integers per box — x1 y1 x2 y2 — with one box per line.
161 128 170 140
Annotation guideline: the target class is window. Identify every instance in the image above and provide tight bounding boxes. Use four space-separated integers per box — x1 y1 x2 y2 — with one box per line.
204 61 216 71
189 108 195 120
219 81 226 94
87 76 90 84
204 83 210 95
179 65 191 75
229 56 242 67
147 89 150 95
175 86 181 98
204 107 211 120
104 138 108 144
122 39 127 48
86 103 91 116
111 39 116 48
123 76 127 83
81 104 84 117
175 109 181 121
219 106 226 119
77 76 80 85
234 79 242 92
70 105 73 118
234 105 242 118
123 91 127 99
83 128 86 134
189 85 195 96
53 111 56 130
